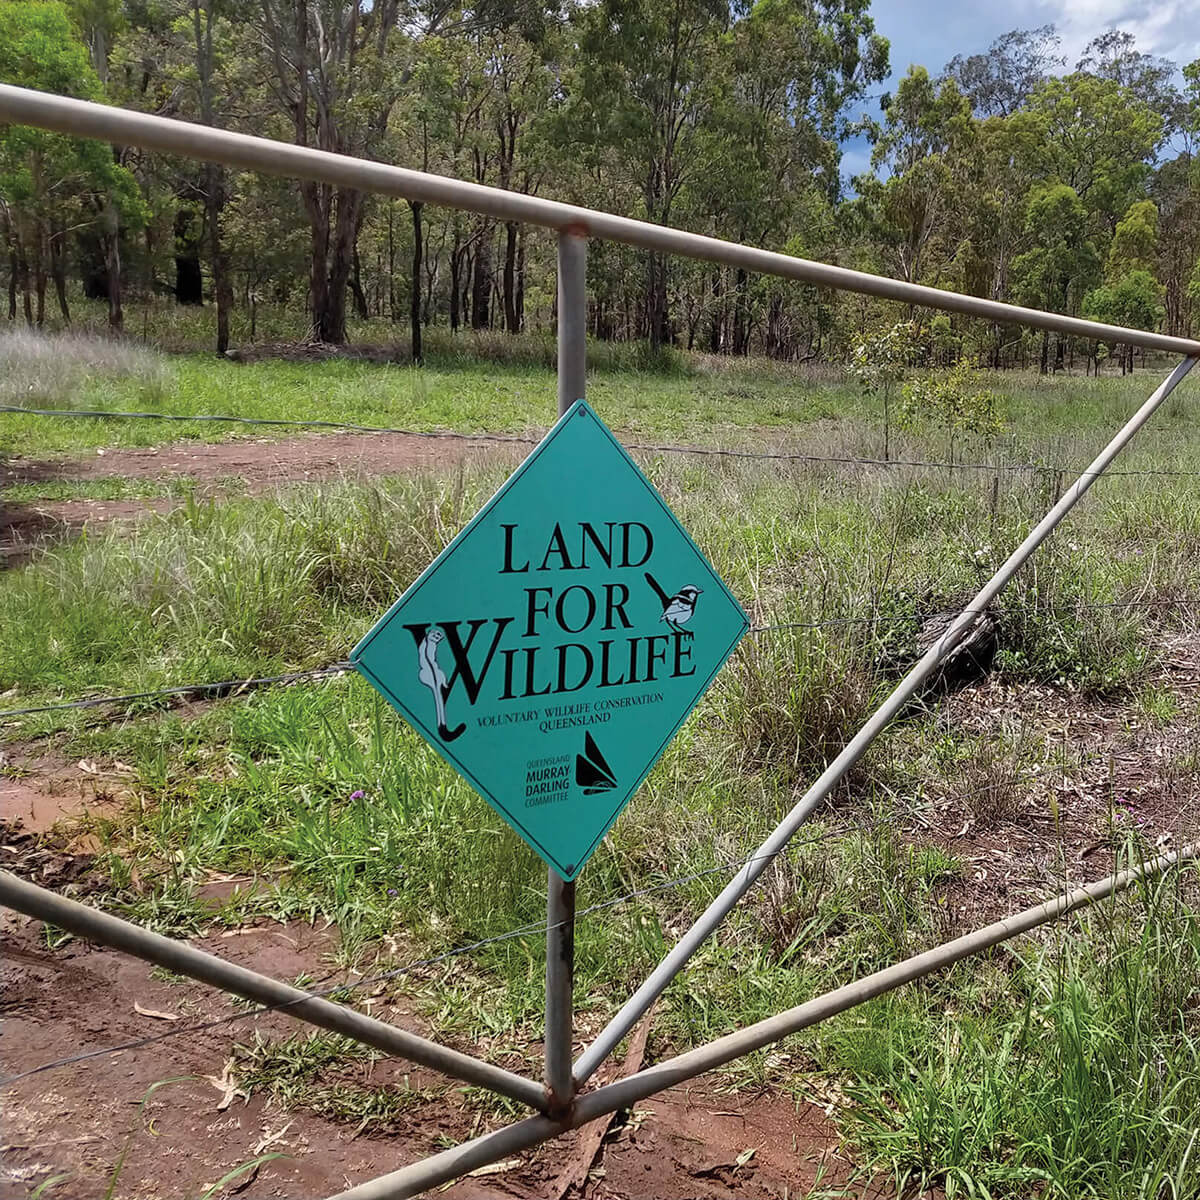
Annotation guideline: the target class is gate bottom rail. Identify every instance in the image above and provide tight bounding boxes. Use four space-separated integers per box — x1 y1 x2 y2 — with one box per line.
0 870 547 1112
326 841 1197 1200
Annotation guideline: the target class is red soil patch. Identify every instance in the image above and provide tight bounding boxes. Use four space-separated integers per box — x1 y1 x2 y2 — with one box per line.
0 747 126 836
1 905 876 1200
1 431 524 565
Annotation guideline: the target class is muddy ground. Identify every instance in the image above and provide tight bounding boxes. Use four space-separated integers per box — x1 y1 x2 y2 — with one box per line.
1 874 873 1199
1 432 527 567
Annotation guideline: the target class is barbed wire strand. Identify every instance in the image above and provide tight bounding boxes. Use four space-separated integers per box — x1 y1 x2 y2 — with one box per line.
3 597 1195 722
4 404 1200 480
0 663 354 718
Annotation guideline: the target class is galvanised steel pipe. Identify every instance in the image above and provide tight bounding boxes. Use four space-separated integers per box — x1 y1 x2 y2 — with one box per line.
543 872 576 1113
1 84 1199 359
0 870 547 1111
326 841 1198 1199
557 231 588 413
573 355 1198 1083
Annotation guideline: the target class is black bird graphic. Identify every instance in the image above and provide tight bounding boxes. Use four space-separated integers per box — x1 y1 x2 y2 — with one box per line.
644 572 702 636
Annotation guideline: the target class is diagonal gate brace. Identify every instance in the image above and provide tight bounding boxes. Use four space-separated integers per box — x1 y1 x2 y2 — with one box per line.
0 870 546 1112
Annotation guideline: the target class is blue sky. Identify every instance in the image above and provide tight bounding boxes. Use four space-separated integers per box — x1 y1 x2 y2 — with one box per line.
841 0 1200 184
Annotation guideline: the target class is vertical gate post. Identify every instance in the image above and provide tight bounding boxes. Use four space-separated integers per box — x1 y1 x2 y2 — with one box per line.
544 228 587 1113
557 230 588 414
544 873 576 1111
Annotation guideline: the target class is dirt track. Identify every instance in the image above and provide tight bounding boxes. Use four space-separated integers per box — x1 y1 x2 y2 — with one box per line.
1 431 525 565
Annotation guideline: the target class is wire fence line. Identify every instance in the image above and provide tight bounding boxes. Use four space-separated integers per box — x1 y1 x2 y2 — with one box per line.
2 596 1196 722
0 663 355 718
3 392 1197 1090
5 403 1200 481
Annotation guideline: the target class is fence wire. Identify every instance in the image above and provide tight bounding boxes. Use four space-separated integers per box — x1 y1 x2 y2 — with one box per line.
2 597 1195 722
5 403 1200 480
3 390 1198 1090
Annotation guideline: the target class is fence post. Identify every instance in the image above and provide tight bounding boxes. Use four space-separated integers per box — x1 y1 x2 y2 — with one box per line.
557 230 587 413
544 229 587 1113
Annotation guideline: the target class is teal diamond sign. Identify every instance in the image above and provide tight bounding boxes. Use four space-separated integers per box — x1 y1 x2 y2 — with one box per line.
351 400 748 880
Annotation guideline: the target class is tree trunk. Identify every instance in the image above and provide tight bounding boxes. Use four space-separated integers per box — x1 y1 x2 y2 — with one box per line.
732 268 749 356
410 200 423 365
33 229 46 326
50 225 70 323
304 183 362 344
102 232 122 330
17 250 33 324
515 226 525 333
206 165 232 355
502 220 519 334
708 273 722 354
387 202 397 322
1039 330 1049 375
8 250 17 320
449 230 462 333
646 252 669 350
174 207 204 304
350 246 369 320
471 224 492 329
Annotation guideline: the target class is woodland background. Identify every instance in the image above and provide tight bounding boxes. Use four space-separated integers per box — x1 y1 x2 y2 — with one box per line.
1 0 1198 372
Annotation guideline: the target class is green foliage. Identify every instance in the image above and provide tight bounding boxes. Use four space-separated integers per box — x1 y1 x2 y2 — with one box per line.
850 319 924 457
849 319 924 392
855 66 975 283
1187 259 1200 311
1108 199 1159 277
898 361 1004 440
1031 72 1162 223
0 0 144 322
1013 183 1101 313
1083 269 1165 334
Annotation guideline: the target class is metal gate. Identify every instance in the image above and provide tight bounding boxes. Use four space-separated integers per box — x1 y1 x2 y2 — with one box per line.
0 81 1198 1200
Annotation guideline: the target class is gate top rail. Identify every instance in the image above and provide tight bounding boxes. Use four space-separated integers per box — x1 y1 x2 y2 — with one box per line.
2 82 1198 360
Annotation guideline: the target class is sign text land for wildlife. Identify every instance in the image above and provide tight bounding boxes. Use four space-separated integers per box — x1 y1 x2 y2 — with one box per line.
352 400 748 880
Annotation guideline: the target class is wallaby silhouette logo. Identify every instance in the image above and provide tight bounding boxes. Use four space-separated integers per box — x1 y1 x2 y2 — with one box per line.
575 733 617 795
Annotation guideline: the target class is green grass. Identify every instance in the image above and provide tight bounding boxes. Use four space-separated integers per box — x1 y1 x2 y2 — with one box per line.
1 476 201 503
828 865 1200 1199
5 316 1200 1196
2 317 1197 468
2 446 1197 724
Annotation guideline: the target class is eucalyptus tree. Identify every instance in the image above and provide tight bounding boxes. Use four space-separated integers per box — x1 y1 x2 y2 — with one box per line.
944 25 1062 118
1031 72 1162 232
855 66 975 285
1012 183 1100 371
0 0 143 326
569 0 729 348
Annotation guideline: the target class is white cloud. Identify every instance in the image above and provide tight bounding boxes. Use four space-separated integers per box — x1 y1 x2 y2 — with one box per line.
1025 0 1200 66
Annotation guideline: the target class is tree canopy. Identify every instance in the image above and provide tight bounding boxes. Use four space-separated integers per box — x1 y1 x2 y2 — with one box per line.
0 3 1195 369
